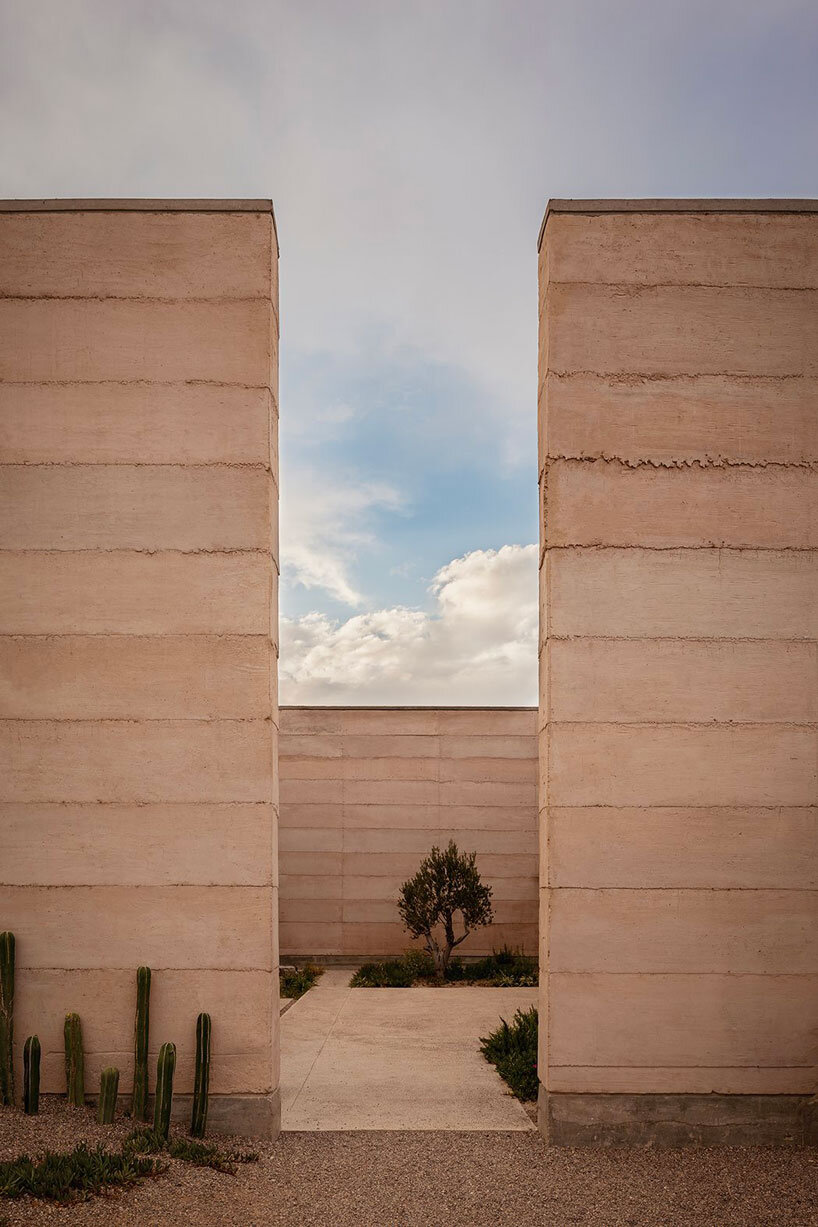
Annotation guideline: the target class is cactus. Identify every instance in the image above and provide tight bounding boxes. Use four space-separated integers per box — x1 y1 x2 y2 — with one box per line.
131 966 151 1121
190 1012 211 1138
0 932 15 1106
23 1035 40 1115
153 1042 176 1140
97 1066 119 1124
64 1012 85 1107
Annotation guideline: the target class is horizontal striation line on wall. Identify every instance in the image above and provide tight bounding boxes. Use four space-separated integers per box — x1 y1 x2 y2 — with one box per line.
543 543 818 553
0 379 274 388
0 460 274 470
0 294 274 304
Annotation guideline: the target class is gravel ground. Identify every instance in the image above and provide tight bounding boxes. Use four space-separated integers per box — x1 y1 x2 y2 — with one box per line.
1 1103 816 1227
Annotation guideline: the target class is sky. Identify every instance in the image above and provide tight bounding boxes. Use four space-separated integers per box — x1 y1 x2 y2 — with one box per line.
1 0 816 704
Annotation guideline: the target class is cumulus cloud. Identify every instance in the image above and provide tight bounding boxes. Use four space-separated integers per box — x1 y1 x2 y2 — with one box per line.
280 468 404 606
279 544 538 705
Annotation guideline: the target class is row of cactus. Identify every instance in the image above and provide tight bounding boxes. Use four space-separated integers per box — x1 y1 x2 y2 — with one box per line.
0 937 212 1137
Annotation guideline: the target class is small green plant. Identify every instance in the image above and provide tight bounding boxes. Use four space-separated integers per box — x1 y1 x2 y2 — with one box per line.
398 841 494 976
279 963 324 999
153 1042 176 1140
190 1012 211 1139
97 1067 119 1124
0 1143 162 1204
125 1128 259 1173
480 1006 539 1102
23 1035 40 1115
64 1013 85 1107
132 966 151 1122
0 933 15 1107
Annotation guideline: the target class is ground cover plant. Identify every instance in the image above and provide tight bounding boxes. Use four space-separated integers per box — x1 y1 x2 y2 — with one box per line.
351 945 537 988
279 963 324 999
0 1141 162 1205
479 1006 539 1102
398 842 494 976
0 1128 258 1208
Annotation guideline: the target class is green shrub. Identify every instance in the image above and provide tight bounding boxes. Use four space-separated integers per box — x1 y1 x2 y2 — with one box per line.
279 963 324 999
466 946 538 986
350 946 537 989
480 1006 539 1102
400 948 437 979
350 959 416 987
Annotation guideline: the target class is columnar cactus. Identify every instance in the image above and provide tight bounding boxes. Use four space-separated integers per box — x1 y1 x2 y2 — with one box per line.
64 1013 85 1107
23 1035 40 1115
153 1042 176 1140
97 1067 120 1124
190 1012 211 1138
131 966 151 1121
0 932 15 1107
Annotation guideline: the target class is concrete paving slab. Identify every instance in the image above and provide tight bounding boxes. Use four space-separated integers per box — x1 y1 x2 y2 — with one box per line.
280 972 537 1130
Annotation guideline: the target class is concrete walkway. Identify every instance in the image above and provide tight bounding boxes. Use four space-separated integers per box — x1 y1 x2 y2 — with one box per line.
279 967 537 1130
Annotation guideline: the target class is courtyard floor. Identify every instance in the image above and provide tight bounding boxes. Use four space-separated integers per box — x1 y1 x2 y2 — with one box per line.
279 967 536 1130
1 1110 816 1227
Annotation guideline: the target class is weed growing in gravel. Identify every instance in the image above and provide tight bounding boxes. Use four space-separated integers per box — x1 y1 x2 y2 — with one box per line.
280 963 324 999
480 1006 539 1102
0 1142 163 1205
125 1128 259 1173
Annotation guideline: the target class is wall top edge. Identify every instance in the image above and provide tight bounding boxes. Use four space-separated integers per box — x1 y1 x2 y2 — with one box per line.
0 198 274 212
537 197 818 251
0 198 279 251
280 705 538 712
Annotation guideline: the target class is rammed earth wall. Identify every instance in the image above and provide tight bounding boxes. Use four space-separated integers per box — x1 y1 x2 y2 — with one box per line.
0 200 280 1138
278 707 538 959
537 200 818 1145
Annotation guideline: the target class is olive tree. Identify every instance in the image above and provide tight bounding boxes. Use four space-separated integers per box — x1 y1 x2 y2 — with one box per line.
397 841 494 976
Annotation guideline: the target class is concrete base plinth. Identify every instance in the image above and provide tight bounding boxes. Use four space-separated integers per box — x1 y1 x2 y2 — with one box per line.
109 1088 281 1141
538 1086 815 1146
173 1089 281 1140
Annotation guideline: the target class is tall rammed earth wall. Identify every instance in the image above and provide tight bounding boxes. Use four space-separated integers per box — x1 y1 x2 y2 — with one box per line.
279 707 538 959
0 200 280 1138
538 200 818 1145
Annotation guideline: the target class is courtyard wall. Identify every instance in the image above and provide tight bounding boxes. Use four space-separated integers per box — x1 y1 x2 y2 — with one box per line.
279 707 538 958
538 199 818 1144
0 200 280 1137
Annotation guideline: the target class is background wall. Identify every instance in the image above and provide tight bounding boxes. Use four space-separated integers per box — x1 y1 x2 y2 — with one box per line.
279 707 537 958
0 200 280 1137
538 200 818 1143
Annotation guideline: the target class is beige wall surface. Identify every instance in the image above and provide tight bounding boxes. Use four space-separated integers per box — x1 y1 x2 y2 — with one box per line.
538 205 818 1109
0 202 279 1136
279 707 538 958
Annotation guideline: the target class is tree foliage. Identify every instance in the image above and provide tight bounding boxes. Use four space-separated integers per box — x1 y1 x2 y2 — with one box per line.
397 841 494 975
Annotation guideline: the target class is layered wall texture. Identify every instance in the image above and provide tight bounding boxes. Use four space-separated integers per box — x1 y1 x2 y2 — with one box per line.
538 200 818 1145
279 707 538 958
0 200 280 1137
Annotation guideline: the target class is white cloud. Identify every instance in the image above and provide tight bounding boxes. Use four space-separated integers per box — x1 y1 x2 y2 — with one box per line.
279 544 538 705
280 468 404 607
